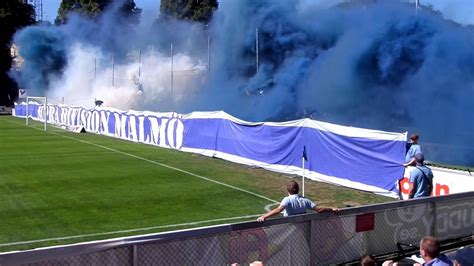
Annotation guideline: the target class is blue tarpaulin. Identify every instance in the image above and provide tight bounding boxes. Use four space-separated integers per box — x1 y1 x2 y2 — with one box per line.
14 103 407 197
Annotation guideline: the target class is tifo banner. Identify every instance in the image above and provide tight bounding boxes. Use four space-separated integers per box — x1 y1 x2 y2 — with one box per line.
399 166 474 199
14 102 407 197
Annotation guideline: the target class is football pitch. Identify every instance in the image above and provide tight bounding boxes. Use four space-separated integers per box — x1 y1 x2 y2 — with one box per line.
0 116 392 252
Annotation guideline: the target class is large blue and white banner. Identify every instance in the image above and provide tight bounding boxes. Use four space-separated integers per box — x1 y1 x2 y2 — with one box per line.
14 102 407 197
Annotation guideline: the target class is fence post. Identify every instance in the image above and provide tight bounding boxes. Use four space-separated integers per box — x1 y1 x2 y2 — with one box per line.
310 220 315 265
238 231 242 265
132 245 138 266
430 201 437 237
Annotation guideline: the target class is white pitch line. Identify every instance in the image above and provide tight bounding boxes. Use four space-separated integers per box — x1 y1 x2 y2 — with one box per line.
1 117 279 247
3 117 278 204
53 132 279 204
0 214 260 247
264 202 280 212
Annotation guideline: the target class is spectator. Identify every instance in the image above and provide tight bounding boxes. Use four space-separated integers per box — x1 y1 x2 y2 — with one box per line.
360 254 377 266
257 181 339 222
419 236 453 266
404 134 422 167
408 153 434 199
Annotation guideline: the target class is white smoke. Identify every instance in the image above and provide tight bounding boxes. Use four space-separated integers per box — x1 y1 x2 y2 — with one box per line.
48 44 206 110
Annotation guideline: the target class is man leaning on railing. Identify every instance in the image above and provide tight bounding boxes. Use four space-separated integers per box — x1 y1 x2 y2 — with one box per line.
257 181 339 222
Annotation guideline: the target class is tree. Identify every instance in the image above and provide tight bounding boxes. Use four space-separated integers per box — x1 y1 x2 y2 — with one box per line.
118 0 141 26
55 0 141 26
0 0 35 105
160 0 218 23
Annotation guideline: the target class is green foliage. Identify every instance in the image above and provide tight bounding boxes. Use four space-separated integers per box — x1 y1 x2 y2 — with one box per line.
120 0 141 24
55 0 141 25
0 0 35 105
160 0 218 23
55 0 106 24
0 0 35 44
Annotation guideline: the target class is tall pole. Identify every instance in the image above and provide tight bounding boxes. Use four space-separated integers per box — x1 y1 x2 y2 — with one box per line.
207 35 211 79
302 146 307 197
170 43 174 113
112 54 115 87
138 49 142 80
26 97 29 126
44 97 47 131
32 0 44 21
94 57 97 82
256 28 259 74
302 157 305 197
40 0 43 21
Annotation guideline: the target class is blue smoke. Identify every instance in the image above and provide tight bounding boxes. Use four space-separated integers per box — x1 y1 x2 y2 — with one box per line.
11 0 474 166
12 26 67 95
12 0 141 96
200 1 474 166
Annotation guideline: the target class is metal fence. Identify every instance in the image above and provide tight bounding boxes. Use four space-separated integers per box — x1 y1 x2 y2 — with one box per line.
1 192 473 265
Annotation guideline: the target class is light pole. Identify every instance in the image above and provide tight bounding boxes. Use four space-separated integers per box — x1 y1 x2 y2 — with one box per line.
112 54 115 87
205 24 211 79
256 27 259 74
170 43 174 113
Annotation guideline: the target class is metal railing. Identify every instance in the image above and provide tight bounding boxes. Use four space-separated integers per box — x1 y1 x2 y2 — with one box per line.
1 192 473 265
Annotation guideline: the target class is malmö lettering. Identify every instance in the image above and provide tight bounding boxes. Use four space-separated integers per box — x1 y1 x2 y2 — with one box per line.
36 104 184 150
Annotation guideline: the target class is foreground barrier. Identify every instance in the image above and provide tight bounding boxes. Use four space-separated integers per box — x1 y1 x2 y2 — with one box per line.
1 192 473 265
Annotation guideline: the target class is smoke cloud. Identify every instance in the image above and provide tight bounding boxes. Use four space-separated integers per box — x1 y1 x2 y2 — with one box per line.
11 0 474 166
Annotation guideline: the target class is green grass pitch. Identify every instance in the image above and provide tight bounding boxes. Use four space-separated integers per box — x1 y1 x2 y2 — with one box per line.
0 116 391 252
